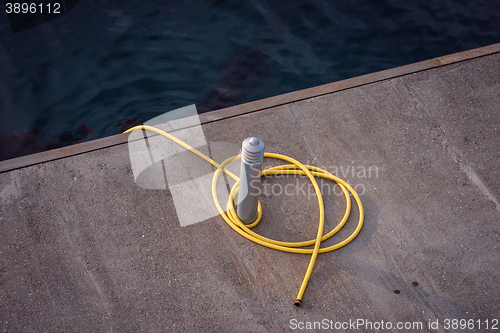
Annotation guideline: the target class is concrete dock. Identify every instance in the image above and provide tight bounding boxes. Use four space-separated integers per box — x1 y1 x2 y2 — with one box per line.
1 44 499 332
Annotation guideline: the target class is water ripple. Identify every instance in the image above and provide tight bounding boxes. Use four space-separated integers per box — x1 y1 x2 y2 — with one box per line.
0 0 499 160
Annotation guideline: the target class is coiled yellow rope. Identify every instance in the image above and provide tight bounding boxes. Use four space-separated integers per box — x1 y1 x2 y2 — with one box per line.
125 125 364 306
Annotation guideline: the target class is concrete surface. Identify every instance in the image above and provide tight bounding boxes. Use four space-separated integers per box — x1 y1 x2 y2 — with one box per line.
1 47 500 332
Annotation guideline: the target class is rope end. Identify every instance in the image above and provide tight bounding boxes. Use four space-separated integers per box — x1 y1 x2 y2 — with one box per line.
294 299 301 306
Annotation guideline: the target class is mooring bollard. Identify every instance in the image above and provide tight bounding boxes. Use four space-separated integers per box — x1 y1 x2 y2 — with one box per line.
237 137 265 223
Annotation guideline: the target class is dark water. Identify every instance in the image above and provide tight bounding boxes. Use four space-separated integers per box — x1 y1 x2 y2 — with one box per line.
1 0 499 161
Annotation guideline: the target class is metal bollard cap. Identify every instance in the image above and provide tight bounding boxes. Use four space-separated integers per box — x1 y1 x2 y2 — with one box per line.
241 137 265 164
